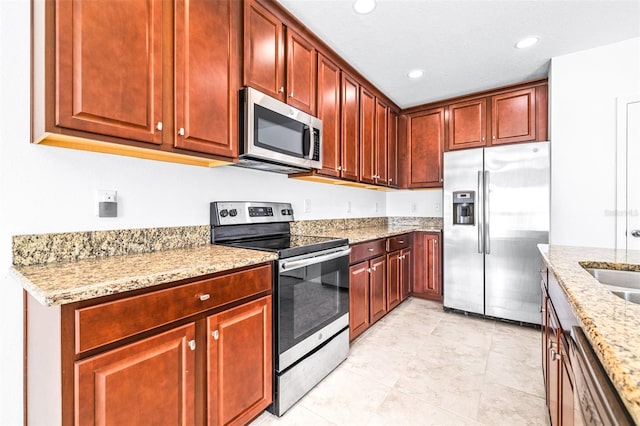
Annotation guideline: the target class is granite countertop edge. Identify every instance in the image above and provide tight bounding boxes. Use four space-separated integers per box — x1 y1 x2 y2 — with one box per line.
538 244 640 423
298 225 442 244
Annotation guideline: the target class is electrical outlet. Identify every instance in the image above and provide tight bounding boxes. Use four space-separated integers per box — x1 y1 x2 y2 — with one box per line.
346 201 352 213
435 201 441 213
375 201 379 213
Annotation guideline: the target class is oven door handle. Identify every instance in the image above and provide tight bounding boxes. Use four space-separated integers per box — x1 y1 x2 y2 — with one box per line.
280 248 351 271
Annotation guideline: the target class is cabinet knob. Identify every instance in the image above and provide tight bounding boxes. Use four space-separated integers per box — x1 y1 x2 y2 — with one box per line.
372 265 377 271
279 87 285 93
481 136 485 141
156 122 163 131
398 240 404 244
368 248 374 252
178 127 185 136
434 240 437 244
551 349 561 361
493 135 496 140
212 330 219 340
388 178 393 183
199 293 211 301
289 92 294 98
367 268 371 273
337 166 342 171
440 178 443 183
188 340 196 351
343 167 347 172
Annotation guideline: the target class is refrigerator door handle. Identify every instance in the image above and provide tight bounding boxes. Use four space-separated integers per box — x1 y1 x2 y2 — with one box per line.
478 171 484 254
484 170 491 255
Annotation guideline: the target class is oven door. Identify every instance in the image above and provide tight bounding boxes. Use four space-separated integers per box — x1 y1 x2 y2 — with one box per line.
276 246 350 372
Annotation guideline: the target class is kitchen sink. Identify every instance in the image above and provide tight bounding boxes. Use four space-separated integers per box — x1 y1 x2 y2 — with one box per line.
585 268 640 304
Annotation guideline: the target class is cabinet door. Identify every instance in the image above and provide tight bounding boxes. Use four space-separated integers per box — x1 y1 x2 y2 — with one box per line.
547 306 561 426
359 87 376 184
400 248 412 301
413 232 442 300
75 324 195 425
387 109 399 188
286 28 316 115
341 73 360 182
560 341 575 426
448 98 487 150
207 296 272 426
56 0 162 144
375 99 388 185
386 251 401 311
317 54 341 177
369 256 387 323
174 0 239 157
490 88 536 145
349 262 370 341
243 0 284 100
408 108 444 188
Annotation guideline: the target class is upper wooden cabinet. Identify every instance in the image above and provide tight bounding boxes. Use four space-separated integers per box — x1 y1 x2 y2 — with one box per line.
54 0 163 145
359 86 376 184
341 73 360 181
387 109 399 188
174 0 240 157
448 98 488 150
243 0 285 101
316 54 342 178
446 82 548 151
244 0 316 115
375 99 389 185
34 0 238 166
407 107 445 188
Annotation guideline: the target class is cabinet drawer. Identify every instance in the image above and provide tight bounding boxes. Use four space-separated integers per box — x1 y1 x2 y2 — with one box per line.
350 239 385 264
75 264 272 354
387 233 412 252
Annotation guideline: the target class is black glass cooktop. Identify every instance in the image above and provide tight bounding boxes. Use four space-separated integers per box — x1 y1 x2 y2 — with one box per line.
219 234 348 258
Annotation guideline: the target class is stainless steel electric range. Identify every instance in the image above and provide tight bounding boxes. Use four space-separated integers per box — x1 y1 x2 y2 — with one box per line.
210 201 350 416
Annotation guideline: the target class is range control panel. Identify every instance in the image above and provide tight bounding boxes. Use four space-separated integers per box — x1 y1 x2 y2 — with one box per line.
211 201 294 226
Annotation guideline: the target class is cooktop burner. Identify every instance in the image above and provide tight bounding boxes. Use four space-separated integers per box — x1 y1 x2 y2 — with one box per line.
210 201 348 258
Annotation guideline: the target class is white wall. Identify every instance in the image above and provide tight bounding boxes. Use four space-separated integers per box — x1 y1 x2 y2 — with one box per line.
386 188 443 217
0 2 437 423
550 37 640 248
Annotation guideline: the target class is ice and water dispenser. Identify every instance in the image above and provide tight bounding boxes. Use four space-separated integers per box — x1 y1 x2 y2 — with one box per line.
453 191 475 225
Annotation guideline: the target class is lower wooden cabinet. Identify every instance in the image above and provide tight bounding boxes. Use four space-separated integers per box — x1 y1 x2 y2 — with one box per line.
412 232 442 300
349 255 386 340
75 324 196 425
62 264 273 426
368 256 387 323
387 247 412 310
207 296 272 426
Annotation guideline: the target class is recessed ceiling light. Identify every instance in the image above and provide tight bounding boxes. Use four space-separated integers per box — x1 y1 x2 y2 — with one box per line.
353 0 376 14
408 69 424 79
515 36 540 49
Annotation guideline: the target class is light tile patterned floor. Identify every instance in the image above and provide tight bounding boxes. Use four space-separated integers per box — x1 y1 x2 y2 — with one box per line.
251 297 549 426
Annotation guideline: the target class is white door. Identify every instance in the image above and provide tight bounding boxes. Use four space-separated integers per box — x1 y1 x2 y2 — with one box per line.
617 96 640 251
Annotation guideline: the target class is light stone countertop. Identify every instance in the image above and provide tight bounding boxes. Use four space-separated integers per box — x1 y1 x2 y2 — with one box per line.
11 245 277 306
299 225 442 244
538 244 640 423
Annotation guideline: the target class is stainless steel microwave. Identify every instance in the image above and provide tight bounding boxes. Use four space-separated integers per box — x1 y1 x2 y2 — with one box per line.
237 87 322 174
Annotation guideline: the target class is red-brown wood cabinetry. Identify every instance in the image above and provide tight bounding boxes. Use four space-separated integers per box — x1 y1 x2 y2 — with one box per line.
368 256 388 323
47 0 239 162
75 324 196 425
412 232 442 300
341 73 360 181
316 54 342 178
387 109 399 188
244 0 316 115
207 296 272 426
374 99 389 186
63 264 273 426
349 261 371 341
359 87 376 184
406 108 445 188
491 87 536 145
448 98 488 151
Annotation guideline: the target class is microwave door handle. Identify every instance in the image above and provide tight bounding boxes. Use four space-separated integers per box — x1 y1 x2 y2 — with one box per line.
302 126 311 159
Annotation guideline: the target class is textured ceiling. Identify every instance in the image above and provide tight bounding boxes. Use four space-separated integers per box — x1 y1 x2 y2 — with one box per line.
277 0 640 108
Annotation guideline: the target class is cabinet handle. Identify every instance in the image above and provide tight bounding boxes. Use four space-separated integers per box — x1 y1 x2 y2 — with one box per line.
368 248 374 252
367 268 371 273
156 122 163 131
481 136 485 141
337 166 342 171
434 240 438 244
398 240 404 244
188 340 196 351
440 178 443 183
372 265 377 271
279 87 285 93
199 293 211 301
178 127 185 136
493 135 496 140
548 340 557 350
212 330 219 340
388 178 393 183
551 349 561 361
289 92 294 98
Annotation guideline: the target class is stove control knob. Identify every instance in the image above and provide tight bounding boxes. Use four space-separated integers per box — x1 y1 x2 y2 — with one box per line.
219 209 229 218
281 209 288 215
229 209 238 217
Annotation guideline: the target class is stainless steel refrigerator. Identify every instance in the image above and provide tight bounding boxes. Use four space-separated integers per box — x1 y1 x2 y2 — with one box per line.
443 141 549 325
